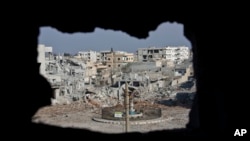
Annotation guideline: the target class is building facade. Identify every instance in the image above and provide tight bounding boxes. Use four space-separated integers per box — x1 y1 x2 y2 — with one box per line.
100 50 111 63
37 44 53 76
106 51 134 69
137 46 190 62
76 50 97 62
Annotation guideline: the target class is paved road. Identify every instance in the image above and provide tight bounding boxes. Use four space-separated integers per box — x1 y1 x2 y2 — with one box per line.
33 103 190 133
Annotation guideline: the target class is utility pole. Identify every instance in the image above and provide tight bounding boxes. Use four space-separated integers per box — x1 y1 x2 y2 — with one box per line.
111 48 114 86
117 80 121 104
125 82 130 132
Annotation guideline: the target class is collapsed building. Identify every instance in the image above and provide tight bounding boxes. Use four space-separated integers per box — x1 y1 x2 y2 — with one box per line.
37 44 195 108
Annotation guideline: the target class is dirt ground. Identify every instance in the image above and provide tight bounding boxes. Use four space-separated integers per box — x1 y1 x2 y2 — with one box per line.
32 102 190 133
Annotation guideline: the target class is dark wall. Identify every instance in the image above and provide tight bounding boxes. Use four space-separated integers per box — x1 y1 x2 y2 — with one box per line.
4 4 249 138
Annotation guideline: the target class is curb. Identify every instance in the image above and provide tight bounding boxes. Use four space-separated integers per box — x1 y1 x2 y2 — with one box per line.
92 117 171 125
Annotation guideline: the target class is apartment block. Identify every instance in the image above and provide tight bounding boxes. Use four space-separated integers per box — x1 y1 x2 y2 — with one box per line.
76 50 97 62
37 44 53 76
137 46 190 62
106 51 134 69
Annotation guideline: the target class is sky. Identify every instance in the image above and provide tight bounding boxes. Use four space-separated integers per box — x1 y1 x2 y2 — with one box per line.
39 22 191 55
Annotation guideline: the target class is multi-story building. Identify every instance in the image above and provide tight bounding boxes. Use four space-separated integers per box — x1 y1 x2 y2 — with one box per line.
106 51 134 69
76 50 97 62
137 46 190 62
96 52 101 62
163 46 189 61
100 50 111 63
37 44 53 76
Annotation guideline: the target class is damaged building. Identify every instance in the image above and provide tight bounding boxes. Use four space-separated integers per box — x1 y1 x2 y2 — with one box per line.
37 44 195 108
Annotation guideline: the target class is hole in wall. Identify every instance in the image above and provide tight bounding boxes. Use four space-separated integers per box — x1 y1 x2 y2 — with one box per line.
34 22 195 133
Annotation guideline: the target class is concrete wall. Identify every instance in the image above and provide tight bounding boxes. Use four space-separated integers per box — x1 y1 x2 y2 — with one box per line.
46 74 61 85
37 44 46 76
155 60 162 67
45 47 53 52
129 62 160 72
171 65 193 86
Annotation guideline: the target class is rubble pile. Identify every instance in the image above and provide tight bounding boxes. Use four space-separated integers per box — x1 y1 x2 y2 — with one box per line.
37 49 195 110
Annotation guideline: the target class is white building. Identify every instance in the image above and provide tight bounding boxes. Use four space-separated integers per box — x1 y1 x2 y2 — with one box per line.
137 46 190 62
76 50 97 62
163 46 189 61
37 44 53 76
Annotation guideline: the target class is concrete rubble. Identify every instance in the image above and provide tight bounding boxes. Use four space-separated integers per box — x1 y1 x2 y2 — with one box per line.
37 47 195 108
34 45 196 132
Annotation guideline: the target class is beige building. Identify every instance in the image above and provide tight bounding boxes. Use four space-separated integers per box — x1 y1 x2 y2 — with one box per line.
171 64 194 86
84 61 97 77
106 51 134 69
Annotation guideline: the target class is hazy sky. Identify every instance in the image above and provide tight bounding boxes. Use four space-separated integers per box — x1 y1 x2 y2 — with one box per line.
39 22 191 54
